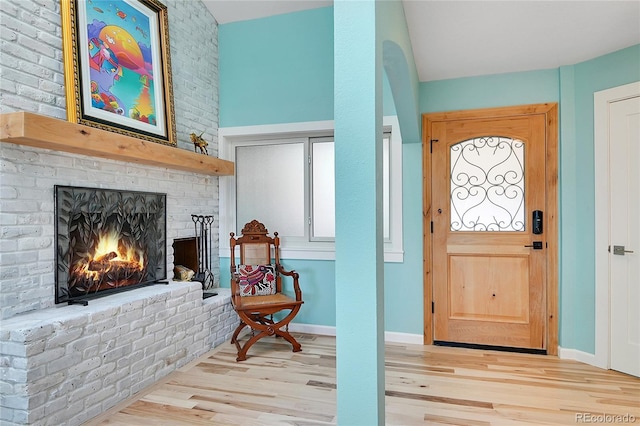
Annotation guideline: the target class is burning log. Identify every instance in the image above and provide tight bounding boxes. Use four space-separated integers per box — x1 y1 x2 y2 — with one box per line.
88 252 118 270
96 252 118 262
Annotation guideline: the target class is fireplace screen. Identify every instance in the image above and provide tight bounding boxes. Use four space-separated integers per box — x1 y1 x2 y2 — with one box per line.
55 185 167 304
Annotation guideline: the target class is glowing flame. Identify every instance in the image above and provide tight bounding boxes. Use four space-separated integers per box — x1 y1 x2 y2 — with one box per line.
77 229 145 280
94 229 144 267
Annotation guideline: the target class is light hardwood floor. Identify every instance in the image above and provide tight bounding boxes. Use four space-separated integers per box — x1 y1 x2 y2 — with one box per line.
87 333 640 425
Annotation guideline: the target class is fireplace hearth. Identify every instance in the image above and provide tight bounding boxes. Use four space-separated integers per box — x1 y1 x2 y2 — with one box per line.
54 185 167 304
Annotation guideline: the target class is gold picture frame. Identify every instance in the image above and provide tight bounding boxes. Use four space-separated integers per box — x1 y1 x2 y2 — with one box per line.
61 0 176 146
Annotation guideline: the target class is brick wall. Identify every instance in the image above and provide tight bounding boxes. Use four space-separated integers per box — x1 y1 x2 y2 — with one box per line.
0 2 238 425
0 0 219 153
0 0 221 319
0 284 238 425
0 143 221 320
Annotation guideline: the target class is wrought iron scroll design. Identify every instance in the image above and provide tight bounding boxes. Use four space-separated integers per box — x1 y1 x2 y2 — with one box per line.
450 136 525 232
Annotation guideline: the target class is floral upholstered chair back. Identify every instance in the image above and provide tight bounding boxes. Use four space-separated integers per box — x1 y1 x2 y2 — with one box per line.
230 220 282 297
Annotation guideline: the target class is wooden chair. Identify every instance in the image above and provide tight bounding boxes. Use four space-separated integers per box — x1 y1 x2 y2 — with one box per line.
229 220 303 361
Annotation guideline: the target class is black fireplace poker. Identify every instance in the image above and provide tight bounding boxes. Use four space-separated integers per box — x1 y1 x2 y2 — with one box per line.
191 214 215 292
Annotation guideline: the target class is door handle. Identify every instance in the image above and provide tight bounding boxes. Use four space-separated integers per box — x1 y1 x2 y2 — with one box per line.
525 241 543 249
612 245 634 255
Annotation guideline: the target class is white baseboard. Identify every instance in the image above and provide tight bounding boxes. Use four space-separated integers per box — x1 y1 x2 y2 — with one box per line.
266 324 606 360
558 346 602 368
288 323 336 336
384 331 424 345
259 325 607 368
288 323 423 345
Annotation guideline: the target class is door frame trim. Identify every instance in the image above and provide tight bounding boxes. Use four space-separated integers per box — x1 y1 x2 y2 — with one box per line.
422 103 559 355
594 81 640 369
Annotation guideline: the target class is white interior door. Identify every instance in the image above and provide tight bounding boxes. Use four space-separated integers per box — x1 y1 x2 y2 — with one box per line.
609 95 640 377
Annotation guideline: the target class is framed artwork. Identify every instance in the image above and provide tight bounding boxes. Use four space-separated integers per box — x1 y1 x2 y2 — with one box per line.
61 0 176 146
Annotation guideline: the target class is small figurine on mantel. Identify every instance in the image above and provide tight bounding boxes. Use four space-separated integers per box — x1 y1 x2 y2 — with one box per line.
190 132 209 155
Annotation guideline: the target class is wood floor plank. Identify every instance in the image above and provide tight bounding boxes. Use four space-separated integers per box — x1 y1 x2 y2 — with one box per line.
87 334 640 425
120 400 216 424
422 413 491 426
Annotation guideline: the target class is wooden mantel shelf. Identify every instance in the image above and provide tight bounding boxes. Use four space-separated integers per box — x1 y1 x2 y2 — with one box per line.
0 112 234 176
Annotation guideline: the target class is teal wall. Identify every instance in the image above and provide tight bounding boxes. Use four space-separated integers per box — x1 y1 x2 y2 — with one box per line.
377 0 421 144
557 45 640 353
219 5 423 335
219 7 396 127
419 69 560 112
219 8 334 126
219 5 640 353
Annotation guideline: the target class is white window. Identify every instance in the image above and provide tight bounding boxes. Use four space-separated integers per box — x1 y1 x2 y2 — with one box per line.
219 117 403 262
310 137 335 240
236 141 307 238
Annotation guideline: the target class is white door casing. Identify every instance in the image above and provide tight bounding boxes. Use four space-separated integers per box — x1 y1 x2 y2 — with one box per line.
609 96 640 377
594 81 640 376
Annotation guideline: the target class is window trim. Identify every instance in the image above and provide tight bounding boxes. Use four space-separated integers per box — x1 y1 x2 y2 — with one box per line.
309 136 336 242
218 117 403 262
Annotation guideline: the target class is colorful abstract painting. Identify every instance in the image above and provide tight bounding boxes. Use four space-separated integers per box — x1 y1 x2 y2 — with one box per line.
62 0 176 146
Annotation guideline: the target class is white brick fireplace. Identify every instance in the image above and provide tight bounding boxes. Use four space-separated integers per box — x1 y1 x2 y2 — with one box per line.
0 282 236 425
0 136 239 425
0 1 236 423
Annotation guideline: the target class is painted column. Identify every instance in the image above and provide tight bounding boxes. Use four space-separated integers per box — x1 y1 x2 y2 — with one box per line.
334 1 385 424
558 65 577 351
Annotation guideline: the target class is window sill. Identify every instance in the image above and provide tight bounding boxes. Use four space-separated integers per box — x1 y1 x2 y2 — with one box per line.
221 244 404 263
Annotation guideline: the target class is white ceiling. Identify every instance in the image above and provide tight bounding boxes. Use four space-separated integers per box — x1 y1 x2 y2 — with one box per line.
202 0 640 82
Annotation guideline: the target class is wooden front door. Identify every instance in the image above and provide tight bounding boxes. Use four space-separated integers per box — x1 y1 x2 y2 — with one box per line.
423 104 558 352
